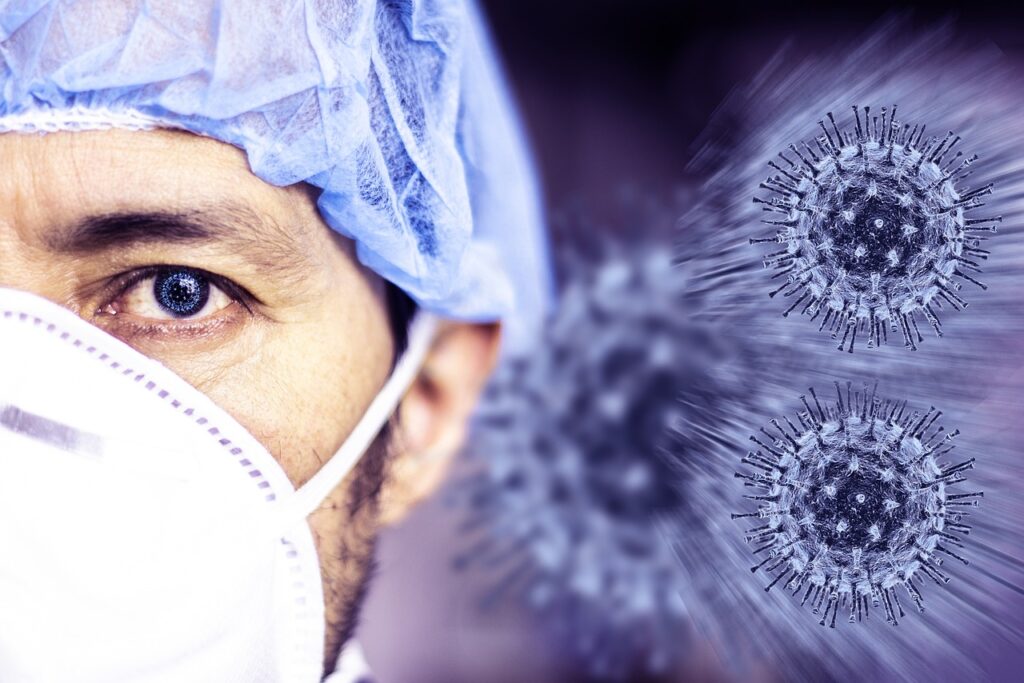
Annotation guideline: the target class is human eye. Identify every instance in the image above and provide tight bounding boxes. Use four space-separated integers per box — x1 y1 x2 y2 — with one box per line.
115 266 232 319
93 265 256 341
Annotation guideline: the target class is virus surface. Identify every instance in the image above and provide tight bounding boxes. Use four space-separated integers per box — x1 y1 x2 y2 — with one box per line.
751 105 999 351
733 383 981 627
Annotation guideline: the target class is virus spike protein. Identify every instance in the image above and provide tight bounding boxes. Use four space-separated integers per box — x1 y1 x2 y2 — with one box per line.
751 106 999 351
733 383 981 627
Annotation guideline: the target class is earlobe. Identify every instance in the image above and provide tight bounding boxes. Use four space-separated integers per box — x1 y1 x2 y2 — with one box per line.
377 320 502 526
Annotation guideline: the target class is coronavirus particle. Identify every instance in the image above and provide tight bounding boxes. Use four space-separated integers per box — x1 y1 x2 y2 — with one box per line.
732 382 981 627
750 105 998 351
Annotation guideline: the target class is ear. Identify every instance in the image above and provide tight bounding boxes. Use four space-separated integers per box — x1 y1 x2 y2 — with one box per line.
377 320 502 525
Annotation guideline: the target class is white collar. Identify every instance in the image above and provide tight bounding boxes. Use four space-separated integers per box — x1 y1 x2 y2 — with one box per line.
323 641 374 683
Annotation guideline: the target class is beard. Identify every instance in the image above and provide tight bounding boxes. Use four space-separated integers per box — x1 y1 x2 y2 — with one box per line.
310 424 394 676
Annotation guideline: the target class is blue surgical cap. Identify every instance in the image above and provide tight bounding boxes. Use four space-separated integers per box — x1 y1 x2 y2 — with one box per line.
0 0 552 348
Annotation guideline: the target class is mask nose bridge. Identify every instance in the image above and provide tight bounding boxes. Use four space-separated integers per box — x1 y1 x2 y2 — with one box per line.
0 287 270 490
0 402 104 459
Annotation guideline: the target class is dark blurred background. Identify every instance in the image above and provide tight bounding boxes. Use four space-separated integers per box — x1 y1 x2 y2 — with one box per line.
358 2 1024 681
484 0 1024 217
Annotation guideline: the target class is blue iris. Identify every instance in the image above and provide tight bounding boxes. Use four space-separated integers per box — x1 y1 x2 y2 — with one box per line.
154 269 209 318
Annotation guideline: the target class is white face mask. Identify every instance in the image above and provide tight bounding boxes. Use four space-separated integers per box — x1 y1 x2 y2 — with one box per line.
0 287 436 683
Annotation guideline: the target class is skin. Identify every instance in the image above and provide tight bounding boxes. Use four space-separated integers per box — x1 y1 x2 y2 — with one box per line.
0 128 501 675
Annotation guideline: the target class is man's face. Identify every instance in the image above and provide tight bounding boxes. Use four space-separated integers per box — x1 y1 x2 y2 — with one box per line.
0 128 406 671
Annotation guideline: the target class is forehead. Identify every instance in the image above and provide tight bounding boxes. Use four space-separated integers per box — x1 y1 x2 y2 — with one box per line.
1 129 284 223
0 128 334 266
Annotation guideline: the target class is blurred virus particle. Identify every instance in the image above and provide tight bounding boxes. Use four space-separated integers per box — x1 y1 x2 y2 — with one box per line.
457 237 718 679
750 105 999 351
733 382 982 627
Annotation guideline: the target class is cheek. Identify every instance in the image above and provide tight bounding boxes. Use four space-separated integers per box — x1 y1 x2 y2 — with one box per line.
199 336 357 488
184 310 394 489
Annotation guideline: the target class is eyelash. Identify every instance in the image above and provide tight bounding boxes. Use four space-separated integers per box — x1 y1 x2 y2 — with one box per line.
109 265 255 315
93 265 259 341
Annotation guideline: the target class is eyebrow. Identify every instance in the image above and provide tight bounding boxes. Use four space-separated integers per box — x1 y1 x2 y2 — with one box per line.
55 211 215 251
47 204 312 278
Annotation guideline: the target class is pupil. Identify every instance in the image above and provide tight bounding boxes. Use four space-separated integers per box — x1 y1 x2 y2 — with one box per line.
154 269 209 317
